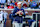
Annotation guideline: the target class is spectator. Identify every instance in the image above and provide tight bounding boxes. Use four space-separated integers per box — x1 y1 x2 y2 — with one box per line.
22 0 27 5
39 5 40 9
27 2 29 7
39 2 40 9
28 2 32 7
23 3 27 7
0 4 4 8
15 2 17 6
7 0 11 6
36 2 39 8
28 19 35 27
4 11 8 21
4 5 7 9
4 11 8 27
9 11 14 23
11 1 15 6
22 3 27 9
8 4 14 9
23 21 29 27
22 0 27 8
30 1 37 9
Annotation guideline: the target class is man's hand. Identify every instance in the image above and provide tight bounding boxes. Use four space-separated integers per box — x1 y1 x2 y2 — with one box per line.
16 11 21 14
16 11 23 15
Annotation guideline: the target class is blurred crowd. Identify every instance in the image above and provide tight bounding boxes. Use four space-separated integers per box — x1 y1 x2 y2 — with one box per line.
0 0 40 9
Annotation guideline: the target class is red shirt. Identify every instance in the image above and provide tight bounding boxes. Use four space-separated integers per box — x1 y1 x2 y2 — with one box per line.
23 3 27 7
8 6 14 9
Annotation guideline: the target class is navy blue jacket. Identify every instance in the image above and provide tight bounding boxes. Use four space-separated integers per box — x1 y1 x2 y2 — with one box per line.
9 13 14 23
9 13 17 23
28 19 35 27
12 7 25 23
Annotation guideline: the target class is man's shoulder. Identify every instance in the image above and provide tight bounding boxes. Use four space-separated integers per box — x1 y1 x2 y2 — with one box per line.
21 8 24 10
14 7 18 11
14 7 17 9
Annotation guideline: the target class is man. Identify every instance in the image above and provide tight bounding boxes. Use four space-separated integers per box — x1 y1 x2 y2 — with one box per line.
9 11 14 27
39 2 40 9
4 11 8 21
0 4 4 8
4 11 8 27
0 11 4 27
11 1 15 6
9 11 14 23
4 5 7 9
30 1 37 8
7 0 11 6
12 2 25 27
23 21 29 27
28 19 35 27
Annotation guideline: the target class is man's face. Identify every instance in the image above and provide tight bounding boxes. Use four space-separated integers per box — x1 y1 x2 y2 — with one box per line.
17 4 21 9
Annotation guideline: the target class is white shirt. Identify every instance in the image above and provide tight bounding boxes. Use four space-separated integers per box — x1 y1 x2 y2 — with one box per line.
4 12 8 19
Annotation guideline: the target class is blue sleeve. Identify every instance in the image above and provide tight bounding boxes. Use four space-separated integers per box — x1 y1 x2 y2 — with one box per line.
23 9 26 16
13 8 17 17
9 14 12 19
9 14 13 19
